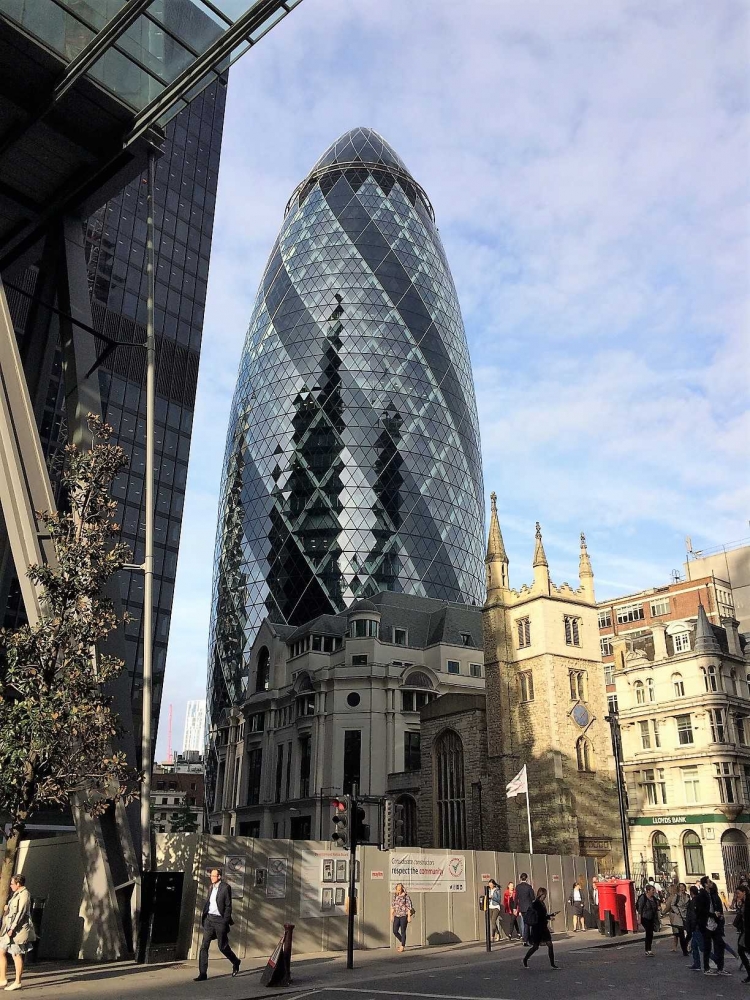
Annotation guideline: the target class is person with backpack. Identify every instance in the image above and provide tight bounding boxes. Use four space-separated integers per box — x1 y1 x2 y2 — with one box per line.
515 873 535 946
636 883 660 956
522 888 560 970
697 875 729 976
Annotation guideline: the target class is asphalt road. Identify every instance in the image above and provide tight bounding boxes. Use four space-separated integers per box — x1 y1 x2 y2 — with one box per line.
285 931 749 1000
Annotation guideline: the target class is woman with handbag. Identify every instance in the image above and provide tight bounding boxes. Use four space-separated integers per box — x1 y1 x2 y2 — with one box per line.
0 873 36 991
390 883 415 953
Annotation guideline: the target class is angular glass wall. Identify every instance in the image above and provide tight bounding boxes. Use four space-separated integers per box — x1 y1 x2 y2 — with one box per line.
208 127 485 725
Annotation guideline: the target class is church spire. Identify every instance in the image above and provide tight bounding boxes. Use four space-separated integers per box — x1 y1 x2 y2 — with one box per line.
579 532 595 601
694 599 720 654
485 492 509 596
532 521 550 592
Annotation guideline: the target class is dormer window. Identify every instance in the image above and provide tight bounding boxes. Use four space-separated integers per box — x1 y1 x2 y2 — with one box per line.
394 627 408 646
350 619 379 639
460 632 471 646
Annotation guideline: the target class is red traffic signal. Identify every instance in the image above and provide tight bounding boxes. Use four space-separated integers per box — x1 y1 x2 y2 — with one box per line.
331 795 350 848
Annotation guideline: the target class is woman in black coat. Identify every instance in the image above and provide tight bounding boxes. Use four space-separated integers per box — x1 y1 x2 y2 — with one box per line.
522 888 560 969
733 885 750 982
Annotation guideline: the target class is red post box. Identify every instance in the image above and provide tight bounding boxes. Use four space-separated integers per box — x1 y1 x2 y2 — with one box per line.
615 879 637 933
597 880 618 925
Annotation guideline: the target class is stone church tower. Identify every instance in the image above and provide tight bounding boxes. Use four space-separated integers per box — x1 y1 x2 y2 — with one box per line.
483 494 621 865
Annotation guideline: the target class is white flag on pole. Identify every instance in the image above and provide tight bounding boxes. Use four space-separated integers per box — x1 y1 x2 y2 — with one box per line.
506 765 528 799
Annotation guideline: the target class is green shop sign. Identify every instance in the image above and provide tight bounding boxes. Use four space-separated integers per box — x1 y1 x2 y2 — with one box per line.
629 814 750 827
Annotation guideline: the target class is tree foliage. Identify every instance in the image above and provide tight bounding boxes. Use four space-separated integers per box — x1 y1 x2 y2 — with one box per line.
0 415 140 900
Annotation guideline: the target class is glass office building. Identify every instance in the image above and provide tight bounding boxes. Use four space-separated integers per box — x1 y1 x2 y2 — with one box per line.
3 83 226 761
208 127 485 726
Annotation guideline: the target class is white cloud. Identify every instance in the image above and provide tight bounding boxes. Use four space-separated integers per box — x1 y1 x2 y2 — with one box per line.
157 0 750 754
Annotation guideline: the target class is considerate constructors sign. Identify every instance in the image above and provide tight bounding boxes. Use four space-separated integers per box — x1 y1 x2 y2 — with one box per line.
389 853 467 892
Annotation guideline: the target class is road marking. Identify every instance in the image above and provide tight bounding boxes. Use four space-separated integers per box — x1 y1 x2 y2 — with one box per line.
321 989 518 1000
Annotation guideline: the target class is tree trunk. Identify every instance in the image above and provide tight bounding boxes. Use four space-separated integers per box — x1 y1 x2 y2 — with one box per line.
0 827 22 909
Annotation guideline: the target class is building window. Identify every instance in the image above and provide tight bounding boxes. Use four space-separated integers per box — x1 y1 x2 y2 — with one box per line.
607 693 619 715
616 602 645 624
715 762 736 803
274 745 284 803
603 663 615 685
351 654 368 666
519 671 534 702
296 694 315 717
343 730 361 794
460 632 472 646
672 673 684 697
404 731 421 772
256 646 270 692
640 720 652 750
709 708 727 743
350 618 379 639
683 831 705 876
634 680 645 705
396 794 418 847
598 608 612 628
576 737 593 772
394 628 408 646
564 615 581 646
246 747 262 806
470 663 482 678
239 821 261 838
284 741 292 800
402 690 435 712
674 632 691 653
435 729 466 849
737 715 748 746
643 768 667 805
744 765 750 802
569 669 586 701
676 714 694 745
650 598 670 617
601 637 614 658
702 665 719 692
447 660 460 675
517 617 531 648
249 711 265 732
729 670 739 695
647 677 656 702
299 735 311 798
653 719 662 748
682 767 700 804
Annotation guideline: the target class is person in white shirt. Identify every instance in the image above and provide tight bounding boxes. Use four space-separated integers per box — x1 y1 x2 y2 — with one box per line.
194 868 240 982
569 880 585 932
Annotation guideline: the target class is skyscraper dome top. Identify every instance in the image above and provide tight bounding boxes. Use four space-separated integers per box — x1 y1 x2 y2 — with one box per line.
311 127 409 174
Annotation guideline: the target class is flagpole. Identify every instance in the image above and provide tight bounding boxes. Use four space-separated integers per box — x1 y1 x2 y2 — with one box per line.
524 767 533 854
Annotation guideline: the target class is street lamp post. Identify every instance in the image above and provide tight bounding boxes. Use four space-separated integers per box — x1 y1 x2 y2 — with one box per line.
605 709 631 879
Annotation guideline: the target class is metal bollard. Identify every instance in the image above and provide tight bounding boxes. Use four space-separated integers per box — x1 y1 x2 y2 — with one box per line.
484 886 491 952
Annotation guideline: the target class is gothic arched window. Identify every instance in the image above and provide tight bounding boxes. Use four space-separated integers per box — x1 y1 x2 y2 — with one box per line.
576 736 593 772
434 729 466 849
256 646 270 692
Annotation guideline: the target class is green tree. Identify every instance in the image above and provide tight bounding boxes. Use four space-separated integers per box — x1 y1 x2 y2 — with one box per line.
0 415 140 904
166 800 200 834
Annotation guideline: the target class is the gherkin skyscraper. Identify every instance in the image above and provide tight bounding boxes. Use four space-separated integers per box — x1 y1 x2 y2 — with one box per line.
208 127 485 724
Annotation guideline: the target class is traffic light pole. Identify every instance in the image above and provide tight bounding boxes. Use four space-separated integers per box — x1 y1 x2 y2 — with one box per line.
346 784 358 969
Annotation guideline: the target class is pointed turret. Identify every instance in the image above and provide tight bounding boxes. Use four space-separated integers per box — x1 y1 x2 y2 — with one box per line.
532 521 550 592
694 600 720 654
485 492 509 596
579 532 595 602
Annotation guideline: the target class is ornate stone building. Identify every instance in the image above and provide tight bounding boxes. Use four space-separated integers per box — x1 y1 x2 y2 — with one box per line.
482 494 621 864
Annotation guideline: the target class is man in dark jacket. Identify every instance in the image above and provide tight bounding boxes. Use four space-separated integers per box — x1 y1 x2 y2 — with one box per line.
697 875 728 976
636 884 659 955
194 868 240 982
515 874 535 946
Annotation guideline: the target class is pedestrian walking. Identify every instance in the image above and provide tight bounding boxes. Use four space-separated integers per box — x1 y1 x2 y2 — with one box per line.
522 888 560 970
503 882 522 941
390 882 414 953
664 883 690 956
733 885 750 983
194 867 240 982
686 885 704 971
487 880 503 942
569 879 585 932
697 875 729 977
515 873 535 945
636 883 659 956
0 874 36 992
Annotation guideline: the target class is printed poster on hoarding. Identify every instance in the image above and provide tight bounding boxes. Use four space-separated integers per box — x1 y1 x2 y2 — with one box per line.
298 847 350 918
390 852 467 892
223 855 246 899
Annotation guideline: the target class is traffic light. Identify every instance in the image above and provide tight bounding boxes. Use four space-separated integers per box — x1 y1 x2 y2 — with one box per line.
353 803 369 845
383 798 394 849
331 796 349 848
394 802 405 846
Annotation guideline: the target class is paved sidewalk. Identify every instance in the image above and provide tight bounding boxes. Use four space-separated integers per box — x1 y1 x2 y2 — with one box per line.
5 929 646 999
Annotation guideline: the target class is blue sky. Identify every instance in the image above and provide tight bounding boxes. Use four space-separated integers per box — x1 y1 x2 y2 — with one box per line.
156 0 750 757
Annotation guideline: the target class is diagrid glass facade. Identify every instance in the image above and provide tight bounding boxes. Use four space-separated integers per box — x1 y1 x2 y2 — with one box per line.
208 127 485 725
